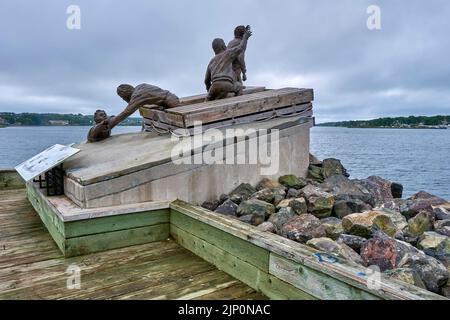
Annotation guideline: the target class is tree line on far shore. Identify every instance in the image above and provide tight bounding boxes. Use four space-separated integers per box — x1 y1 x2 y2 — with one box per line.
0 112 142 126
318 115 449 128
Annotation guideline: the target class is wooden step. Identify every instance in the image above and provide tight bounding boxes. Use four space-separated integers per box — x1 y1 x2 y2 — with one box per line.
140 87 314 128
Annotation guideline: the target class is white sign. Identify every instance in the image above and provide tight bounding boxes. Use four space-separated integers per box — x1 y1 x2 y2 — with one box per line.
15 144 80 182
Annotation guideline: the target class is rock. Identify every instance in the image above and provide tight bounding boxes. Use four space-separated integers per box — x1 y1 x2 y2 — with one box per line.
417 232 450 266
306 237 363 265
337 234 367 254
237 199 275 226
359 176 393 206
290 198 307 215
332 199 372 219
377 209 408 231
309 153 322 165
301 185 335 218
256 178 284 191
276 199 292 210
433 203 450 220
219 193 229 204
257 221 276 233
391 182 403 199
320 175 375 207
268 207 296 234
384 268 426 289
407 211 434 237
307 164 323 182
229 183 257 204
360 233 398 271
342 211 399 238
286 188 301 199
434 220 450 237
281 214 326 243
321 158 349 179
201 200 220 211
401 192 448 219
251 188 279 203
278 175 307 190
238 214 253 225
362 232 449 292
320 217 344 240
215 199 238 216
397 239 449 293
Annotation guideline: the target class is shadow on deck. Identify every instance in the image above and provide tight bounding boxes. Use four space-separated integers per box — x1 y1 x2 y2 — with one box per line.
0 189 267 300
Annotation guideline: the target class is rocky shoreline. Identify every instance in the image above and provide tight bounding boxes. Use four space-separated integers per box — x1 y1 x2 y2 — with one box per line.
201 155 450 297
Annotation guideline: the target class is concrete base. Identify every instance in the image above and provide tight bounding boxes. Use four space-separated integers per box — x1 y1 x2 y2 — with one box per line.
63 116 313 209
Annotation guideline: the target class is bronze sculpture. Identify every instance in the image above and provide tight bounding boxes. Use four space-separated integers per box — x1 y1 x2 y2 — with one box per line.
227 25 248 84
87 84 180 142
204 25 252 101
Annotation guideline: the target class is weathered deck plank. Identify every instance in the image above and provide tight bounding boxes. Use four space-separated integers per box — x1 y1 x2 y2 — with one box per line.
0 189 265 300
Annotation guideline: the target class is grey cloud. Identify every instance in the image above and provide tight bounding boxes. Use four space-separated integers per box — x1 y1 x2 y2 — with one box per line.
0 0 449 122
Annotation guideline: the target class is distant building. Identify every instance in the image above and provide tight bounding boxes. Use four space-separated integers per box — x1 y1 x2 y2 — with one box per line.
48 120 69 126
0 117 7 125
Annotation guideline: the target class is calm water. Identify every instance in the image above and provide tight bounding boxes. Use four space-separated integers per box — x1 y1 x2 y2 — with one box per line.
0 126 448 199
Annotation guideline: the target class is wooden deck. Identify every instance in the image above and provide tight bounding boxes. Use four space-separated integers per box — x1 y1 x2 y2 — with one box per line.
0 189 267 300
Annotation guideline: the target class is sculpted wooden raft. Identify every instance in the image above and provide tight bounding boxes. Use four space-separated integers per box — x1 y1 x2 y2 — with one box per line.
140 87 314 133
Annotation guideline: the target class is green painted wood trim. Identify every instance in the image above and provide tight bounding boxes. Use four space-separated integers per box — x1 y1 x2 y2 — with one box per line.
269 253 380 300
65 223 170 257
170 210 269 272
26 184 66 254
0 169 25 190
65 209 170 238
171 224 314 300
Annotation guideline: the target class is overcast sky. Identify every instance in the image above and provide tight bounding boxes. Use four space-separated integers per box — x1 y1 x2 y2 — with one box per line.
1 0 449 122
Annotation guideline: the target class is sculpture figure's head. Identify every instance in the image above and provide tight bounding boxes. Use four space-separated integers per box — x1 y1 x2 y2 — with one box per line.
212 38 227 54
234 25 246 39
117 84 135 103
94 109 107 124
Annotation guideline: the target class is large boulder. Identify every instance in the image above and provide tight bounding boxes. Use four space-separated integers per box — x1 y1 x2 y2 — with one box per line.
417 232 450 266
286 188 301 199
300 185 335 218
229 183 257 204
307 164 324 182
237 199 275 226
306 237 363 265
359 176 394 206
268 207 296 234
361 232 448 292
309 153 322 166
320 175 375 207
384 268 426 289
320 217 344 240
278 175 307 190
390 182 404 199
400 192 448 219
407 211 434 237
342 211 399 238
251 187 286 205
332 199 372 219
321 158 349 179
201 200 220 211
215 199 238 216
256 221 276 233
281 214 326 243
434 220 450 237
337 234 367 254
433 203 450 220
290 197 308 215
256 178 284 191
377 209 408 231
